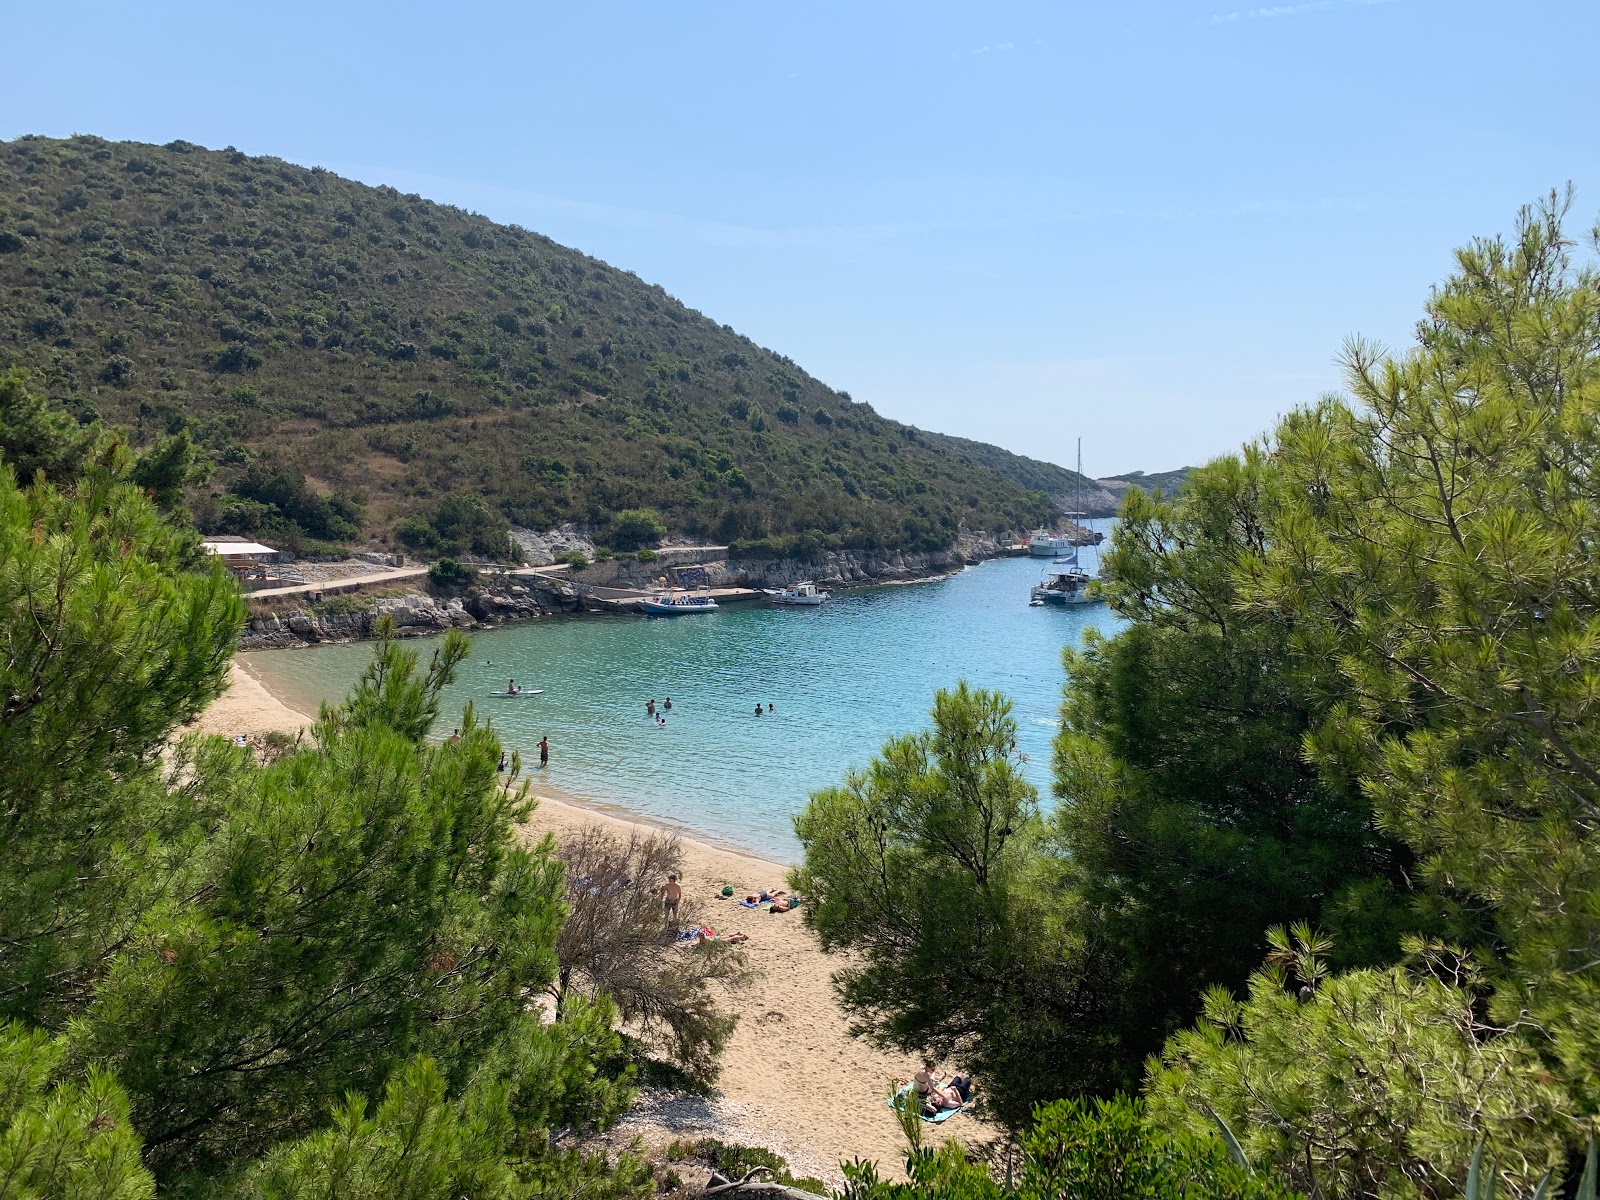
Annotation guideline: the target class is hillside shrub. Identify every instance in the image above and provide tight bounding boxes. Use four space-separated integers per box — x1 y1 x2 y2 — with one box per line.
636 548 657 562
427 557 476 589
565 551 589 571
607 507 667 551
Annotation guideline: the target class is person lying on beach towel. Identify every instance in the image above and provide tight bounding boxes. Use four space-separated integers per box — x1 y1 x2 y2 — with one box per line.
888 1084 967 1122
915 1063 973 1108
695 927 748 946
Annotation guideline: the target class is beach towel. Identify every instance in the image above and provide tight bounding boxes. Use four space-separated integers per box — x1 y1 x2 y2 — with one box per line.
739 899 773 910
888 1085 965 1122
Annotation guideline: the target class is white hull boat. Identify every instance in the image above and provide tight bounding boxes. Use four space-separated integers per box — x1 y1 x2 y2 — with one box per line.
763 581 829 606
1028 529 1075 557
1031 568 1104 607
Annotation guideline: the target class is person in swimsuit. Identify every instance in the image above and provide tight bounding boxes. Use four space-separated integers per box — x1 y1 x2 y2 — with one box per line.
539 736 549 767
662 874 683 921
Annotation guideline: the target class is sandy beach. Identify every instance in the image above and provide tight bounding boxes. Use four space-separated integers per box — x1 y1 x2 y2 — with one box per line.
197 660 980 1183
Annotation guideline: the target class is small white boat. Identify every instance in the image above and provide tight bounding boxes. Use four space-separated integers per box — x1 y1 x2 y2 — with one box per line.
489 688 544 697
763 581 830 606
1031 568 1104 607
637 591 719 615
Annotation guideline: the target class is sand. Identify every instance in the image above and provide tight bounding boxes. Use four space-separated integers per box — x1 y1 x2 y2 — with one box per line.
195 660 984 1183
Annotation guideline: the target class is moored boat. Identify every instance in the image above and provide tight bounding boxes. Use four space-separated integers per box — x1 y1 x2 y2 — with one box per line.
763 581 830 606
637 591 719 615
1028 529 1075 556
1031 567 1103 607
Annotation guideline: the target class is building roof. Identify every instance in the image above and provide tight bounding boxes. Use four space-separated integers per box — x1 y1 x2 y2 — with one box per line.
200 540 279 557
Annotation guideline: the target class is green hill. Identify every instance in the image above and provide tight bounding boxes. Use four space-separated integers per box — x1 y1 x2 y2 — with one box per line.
0 134 1096 556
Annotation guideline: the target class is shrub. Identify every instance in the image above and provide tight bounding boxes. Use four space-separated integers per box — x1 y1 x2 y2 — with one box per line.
664 1138 824 1196
608 507 667 551
636 549 657 563
565 551 589 571
427 557 476 588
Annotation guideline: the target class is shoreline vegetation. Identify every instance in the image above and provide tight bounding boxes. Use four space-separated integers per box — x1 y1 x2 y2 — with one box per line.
195 660 946 1185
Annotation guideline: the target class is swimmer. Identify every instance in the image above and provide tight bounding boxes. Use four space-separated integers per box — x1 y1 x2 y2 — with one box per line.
754 703 763 716
663 697 673 711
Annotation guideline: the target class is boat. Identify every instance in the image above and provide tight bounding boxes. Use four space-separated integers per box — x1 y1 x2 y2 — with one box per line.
763 581 830 606
1030 439 1107 607
637 591 719 615
1031 567 1102 607
489 688 544 697
1028 529 1075 557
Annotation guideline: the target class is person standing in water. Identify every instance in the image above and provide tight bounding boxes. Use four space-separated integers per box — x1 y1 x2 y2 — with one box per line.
646 699 656 718
663 697 673 711
539 736 549 767
754 703 763 716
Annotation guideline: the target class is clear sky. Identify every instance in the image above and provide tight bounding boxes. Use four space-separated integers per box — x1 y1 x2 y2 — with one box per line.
4 1 1595 475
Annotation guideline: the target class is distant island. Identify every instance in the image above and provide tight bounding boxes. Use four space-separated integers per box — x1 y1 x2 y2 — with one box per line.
0 134 1173 558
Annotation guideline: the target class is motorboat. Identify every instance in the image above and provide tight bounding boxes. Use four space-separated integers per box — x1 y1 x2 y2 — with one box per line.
1030 567 1104 607
637 591 719 615
1028 529 1075 557
763 581 830 606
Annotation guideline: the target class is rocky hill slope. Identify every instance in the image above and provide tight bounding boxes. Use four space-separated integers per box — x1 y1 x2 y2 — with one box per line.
0 134 1105 554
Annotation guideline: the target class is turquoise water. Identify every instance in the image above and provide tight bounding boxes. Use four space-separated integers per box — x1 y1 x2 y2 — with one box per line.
245 532 1121 860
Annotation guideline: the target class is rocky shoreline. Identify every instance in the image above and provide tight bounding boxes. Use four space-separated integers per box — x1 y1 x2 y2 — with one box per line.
238 532 1019 651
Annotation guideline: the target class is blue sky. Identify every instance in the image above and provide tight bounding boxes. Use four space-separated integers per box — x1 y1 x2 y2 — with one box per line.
5 0 1595 475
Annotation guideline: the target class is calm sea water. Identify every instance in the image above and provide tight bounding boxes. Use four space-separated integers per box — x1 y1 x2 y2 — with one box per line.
245 528 1121 860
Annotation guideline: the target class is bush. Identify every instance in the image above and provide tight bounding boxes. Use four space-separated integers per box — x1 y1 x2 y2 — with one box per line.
608 507 667 551
636 548 657 563
664 1139 825 1196
565 551 589 571
427 557 476 588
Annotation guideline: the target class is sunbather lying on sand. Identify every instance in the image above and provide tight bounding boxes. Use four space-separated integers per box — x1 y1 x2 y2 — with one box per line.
914 1063 973 1108
696 927 749 946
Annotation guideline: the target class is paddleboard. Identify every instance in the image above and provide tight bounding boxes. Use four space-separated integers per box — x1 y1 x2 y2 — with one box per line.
489 689 544 696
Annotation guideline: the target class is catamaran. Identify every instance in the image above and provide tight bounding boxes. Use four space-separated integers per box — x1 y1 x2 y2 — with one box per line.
1030 564 1100 607
1030 438 1108 607
763 580 829 606
637 591 719 615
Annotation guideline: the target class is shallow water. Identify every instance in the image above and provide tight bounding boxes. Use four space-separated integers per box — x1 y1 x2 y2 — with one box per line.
245 529 1121 859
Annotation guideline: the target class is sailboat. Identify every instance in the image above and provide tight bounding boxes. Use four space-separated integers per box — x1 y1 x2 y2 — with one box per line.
1031 439 1106 607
